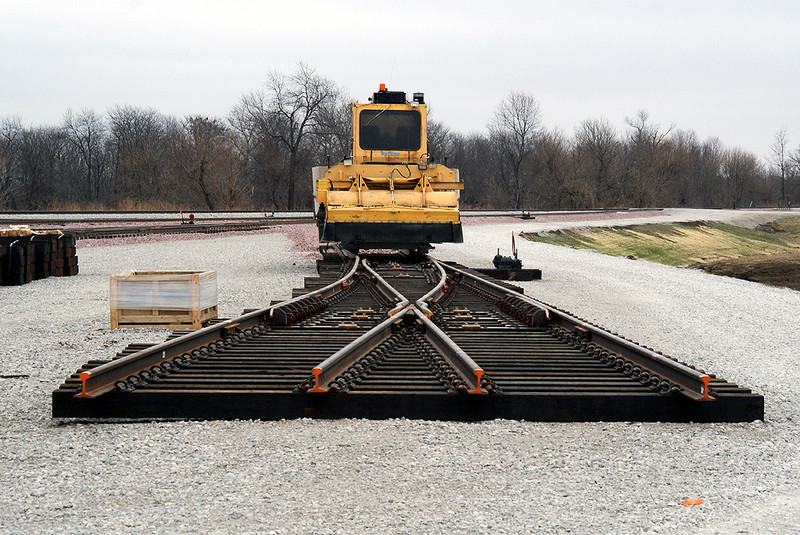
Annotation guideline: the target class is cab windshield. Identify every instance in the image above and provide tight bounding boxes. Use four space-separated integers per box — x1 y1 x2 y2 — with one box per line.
359 109 421 151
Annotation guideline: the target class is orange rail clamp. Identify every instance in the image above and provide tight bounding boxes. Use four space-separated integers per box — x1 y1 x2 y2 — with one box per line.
77 371 92 398
308 367 327 393
469 369 487 395
700 376 713 401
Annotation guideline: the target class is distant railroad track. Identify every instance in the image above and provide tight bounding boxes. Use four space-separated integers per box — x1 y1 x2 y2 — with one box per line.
0 211 312 225
53 250 762 422
1 208 666 240
0 208 663 224
67 219 307 240
1 218 312 240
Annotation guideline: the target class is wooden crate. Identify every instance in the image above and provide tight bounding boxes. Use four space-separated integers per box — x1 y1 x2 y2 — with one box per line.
110 270 218 329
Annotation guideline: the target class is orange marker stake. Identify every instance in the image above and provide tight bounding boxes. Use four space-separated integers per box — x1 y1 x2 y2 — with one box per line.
683 498 704 507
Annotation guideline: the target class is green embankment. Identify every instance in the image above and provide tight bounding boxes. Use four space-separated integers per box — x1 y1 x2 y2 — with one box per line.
521 217 800 290
520 218 800 267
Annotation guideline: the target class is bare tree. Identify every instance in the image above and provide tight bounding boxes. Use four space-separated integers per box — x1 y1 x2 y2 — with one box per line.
170 116 247 210
489 91 543 209
228 102 262 207
537 130 586 208
665 130 699 207
623 110 674 206
426 104 456 164
574 118 619 205
690 136 726 207
236 63 338 210
107 105 171 206
172 116 223 209
16 126 66 209
769 127 789 206
788 145 800 206
230 92 289 209
313 91 352 164
722 148 762 209
448 133 499 208
0 117 23 208
63 108 106 202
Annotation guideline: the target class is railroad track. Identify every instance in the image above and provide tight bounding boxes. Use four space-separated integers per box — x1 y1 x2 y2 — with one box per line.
53 252 763 421
68 220 284 239
22 219 307 240
3 208 664 240
2 214 312 240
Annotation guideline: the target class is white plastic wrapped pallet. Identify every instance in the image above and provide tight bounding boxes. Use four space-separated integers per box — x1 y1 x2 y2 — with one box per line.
110 270 217 311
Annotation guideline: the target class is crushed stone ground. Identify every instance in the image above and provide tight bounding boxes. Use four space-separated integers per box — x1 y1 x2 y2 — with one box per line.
1 208 798 534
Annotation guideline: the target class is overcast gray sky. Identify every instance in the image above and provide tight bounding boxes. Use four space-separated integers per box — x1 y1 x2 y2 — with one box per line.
2 0 798 159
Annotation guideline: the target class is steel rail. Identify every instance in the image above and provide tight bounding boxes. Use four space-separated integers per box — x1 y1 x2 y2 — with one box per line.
306 257 411 392
440 262 714 401
76 256 361 398
361 259 409 315
411 307 486 394
308 308 408 392
310 256 485 394
0 210 313 224
382 257 486 394
415 258 448 317
308 303 487 395
270 249 360 325
70 221 275 239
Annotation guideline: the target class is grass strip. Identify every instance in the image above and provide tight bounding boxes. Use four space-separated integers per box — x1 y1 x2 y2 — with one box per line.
520 217 800 290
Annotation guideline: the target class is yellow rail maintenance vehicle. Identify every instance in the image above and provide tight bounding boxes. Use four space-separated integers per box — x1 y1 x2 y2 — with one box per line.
313 85 463 252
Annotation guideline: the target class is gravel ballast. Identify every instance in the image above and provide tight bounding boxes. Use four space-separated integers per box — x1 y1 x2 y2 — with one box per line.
1 209 799 534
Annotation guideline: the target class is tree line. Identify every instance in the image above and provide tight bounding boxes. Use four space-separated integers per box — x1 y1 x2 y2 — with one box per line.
1 64 798 211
